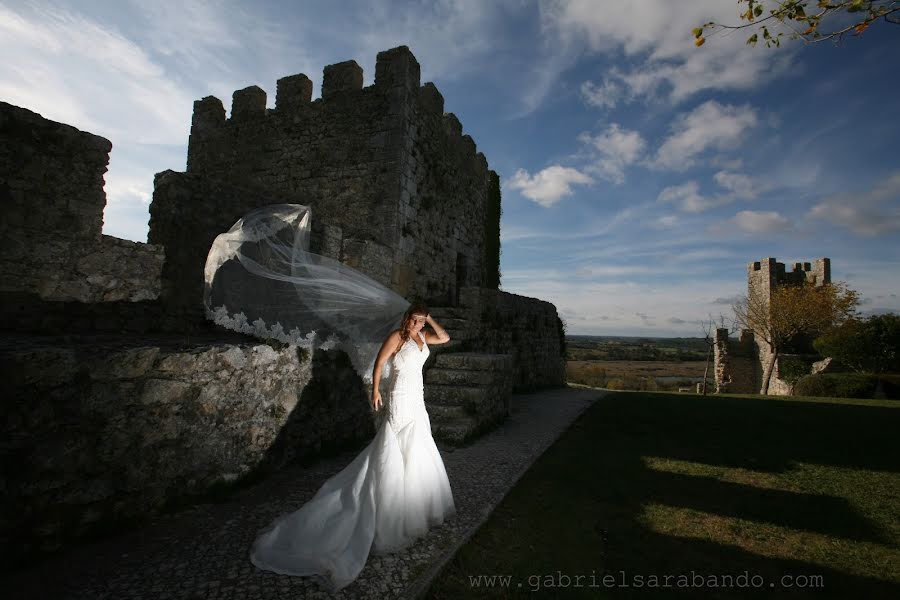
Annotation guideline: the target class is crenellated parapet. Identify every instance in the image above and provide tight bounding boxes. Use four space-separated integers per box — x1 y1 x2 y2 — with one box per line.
748 256 831 312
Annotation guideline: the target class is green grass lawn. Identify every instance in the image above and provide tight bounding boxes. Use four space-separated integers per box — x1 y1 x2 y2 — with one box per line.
426 391 900 599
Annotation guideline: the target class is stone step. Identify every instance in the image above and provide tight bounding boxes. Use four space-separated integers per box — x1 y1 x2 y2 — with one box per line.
424 383 509 419
426 367 497 386
427 339 466 354
425 403 471 422
424 383 486 407
434 352 513 372
431 416 481 446
428 306 472 320
441 327 471 341
434 317 469 330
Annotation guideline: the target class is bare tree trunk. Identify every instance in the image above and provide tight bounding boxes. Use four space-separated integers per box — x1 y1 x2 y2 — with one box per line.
761 347 778 395
702 343 712 395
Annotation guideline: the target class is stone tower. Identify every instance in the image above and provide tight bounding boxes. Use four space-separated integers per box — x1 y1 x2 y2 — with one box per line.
715 257 831 395
747 257 831 310
149 46 501 330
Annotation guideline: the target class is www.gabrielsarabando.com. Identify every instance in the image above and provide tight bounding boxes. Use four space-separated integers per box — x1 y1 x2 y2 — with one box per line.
467 570 825 591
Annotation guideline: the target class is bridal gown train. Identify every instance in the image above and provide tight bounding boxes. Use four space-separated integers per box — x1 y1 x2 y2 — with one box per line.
249 330 456 590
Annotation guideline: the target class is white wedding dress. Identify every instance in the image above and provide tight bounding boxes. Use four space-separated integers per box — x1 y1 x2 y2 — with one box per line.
249 330 456 590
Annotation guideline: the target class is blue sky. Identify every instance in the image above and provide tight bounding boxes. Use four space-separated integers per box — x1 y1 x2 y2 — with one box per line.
2 0 899 336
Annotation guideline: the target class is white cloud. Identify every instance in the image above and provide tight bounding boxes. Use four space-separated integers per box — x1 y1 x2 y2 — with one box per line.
808 171 900 236
713 171 762 199
580 79 621 109
657 181 712 213
649 215 680 230
507 166 594 207
722 210 790 235
546 0 796 111
578 123 646 184
659 170 766 213
0 4 195 145
651 100 759 171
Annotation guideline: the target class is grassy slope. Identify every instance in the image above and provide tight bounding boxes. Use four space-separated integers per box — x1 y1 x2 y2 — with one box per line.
427 392 900 599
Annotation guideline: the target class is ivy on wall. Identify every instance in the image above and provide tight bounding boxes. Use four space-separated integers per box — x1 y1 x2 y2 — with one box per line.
484 171 502 289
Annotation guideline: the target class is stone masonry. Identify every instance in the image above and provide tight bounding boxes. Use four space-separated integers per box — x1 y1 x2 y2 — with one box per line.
0 102 164 310
0 334 372 562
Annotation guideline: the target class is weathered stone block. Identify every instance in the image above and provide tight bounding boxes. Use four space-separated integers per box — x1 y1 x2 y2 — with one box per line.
322 60 363 98
276 73 313 109
231 85 266 120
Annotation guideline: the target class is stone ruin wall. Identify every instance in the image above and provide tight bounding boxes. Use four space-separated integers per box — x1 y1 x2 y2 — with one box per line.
0 102 164 332
714 328 758 394
715 257 831 395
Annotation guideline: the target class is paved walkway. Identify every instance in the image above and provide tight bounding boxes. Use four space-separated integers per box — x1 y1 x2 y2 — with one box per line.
7 386 604 599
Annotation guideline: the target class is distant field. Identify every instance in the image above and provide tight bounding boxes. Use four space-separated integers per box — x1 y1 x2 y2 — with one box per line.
566 335 709 362
567 360 707 390
564 336 711 390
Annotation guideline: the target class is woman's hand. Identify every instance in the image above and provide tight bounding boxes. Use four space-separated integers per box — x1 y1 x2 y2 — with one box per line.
424 313 451 343
372 390 383 411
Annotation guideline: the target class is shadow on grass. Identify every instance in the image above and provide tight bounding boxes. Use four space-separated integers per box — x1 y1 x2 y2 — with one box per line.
427 392 900 599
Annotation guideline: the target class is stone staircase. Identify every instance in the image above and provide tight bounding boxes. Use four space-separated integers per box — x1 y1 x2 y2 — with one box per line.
424 306 513 445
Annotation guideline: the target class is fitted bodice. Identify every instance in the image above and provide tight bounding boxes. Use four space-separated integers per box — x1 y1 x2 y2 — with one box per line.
391 331 429 377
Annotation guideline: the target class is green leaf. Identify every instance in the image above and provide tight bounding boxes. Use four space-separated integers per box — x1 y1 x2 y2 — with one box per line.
693 27 704 38
747 33 759 45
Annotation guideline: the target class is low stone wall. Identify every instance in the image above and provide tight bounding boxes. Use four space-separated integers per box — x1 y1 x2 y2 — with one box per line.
0 334 374 564
10 235 164 303
0 292 164 335
459 287 565 391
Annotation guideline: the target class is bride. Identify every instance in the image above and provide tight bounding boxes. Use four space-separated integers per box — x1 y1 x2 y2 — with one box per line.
248 301 457 590
203 204 457 590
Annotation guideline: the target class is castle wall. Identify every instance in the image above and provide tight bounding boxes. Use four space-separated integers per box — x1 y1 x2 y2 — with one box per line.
0 102 163 308
0 336 372 564
147 170 318 330
395 81 491 303
460 287 566 391
174 46 494 309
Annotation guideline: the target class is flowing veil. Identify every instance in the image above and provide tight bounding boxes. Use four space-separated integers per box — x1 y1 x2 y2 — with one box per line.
203 204 411 384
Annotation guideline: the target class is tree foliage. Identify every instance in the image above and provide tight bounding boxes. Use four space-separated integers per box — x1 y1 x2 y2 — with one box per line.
813 313 900 373
693 1 900 48
733 280 859 394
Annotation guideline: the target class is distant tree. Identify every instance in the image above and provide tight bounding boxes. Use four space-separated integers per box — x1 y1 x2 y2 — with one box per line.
814 313 900 373
733 281 859 394
693 0 900 48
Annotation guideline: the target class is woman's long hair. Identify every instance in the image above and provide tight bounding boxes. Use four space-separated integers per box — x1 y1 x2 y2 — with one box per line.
399 301 429 344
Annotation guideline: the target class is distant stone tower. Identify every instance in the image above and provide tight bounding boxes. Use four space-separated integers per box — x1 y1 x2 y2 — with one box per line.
715 257 831 395
747 257 831 311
